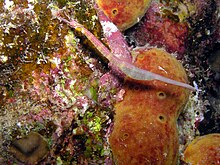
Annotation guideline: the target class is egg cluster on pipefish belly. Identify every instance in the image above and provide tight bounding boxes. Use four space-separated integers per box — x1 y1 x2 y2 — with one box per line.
109 48 190 164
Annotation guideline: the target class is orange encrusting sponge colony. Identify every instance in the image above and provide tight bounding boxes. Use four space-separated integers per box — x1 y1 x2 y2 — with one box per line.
109 48 190 164
183 133 220 165
96 0 152 31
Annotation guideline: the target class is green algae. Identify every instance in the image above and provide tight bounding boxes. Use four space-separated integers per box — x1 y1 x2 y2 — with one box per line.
159 0 196 22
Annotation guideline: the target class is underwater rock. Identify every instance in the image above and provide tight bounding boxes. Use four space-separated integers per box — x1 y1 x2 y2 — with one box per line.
95 0 152 31
185 0 220 136
186 0 218 57
183 133 220 165
125 2 188 56
9 132 49 164
209 48 220 81
109 48 190 164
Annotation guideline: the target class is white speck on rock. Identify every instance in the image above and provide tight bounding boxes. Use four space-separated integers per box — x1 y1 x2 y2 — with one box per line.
0 55 8 63
49 57 61 68
163 153 167 157
28 0 38 3
4 22 16 34
17 122 21 127
4 0 14 11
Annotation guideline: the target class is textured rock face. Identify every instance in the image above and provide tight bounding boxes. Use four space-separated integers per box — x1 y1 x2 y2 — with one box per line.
125 2 189 56
95 0 152 31
183 133 220 165
9 132 49 164
109 48 190 164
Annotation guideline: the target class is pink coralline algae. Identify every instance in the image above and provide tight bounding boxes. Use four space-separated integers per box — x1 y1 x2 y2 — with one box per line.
98 72 123 107
125 2 189 57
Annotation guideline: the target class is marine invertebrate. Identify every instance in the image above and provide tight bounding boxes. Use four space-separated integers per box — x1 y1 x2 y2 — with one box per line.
183 133 220 165
109 48 190 164
95 0 152 31
56 12 194 90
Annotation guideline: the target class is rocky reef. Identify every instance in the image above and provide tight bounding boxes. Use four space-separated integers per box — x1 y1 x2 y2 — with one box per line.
0 0 219 164
0 0 113 164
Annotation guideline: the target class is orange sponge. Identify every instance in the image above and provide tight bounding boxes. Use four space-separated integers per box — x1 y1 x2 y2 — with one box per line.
96 0 152 31
183 133 220 165
109 48 190 164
